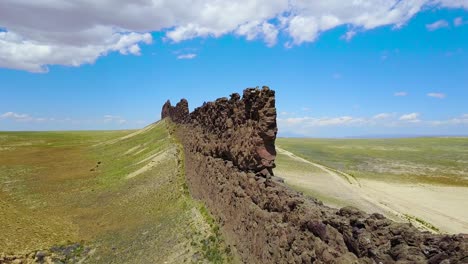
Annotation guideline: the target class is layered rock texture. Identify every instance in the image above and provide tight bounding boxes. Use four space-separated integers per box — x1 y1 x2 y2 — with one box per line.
163 88 277 176
163 87 468 264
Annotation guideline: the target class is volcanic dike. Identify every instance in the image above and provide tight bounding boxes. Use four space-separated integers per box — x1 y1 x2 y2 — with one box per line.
162 87 467 264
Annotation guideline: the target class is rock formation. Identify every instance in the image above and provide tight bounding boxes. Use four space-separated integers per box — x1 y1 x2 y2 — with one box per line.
161 99 189 124
162 86 468 263
163 87 277 176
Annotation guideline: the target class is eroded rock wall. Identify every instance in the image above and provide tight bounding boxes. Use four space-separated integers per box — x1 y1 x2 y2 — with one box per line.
163 87 468 264
161 99 189 124
163 87 277 176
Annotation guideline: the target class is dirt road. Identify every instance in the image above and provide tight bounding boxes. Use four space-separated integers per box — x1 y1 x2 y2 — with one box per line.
275 147 468 234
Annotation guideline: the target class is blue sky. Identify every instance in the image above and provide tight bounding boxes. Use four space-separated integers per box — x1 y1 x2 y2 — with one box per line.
1 1 467 137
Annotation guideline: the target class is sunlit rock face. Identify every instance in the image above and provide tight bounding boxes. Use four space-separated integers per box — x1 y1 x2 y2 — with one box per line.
162 86 277 177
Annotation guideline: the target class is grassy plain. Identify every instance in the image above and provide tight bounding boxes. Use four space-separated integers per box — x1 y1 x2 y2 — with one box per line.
277 137 468 186
275 137 468 234
0 121 231 263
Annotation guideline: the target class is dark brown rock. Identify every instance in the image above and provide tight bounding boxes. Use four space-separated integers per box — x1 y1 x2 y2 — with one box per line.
161 98 189 123
162 87 468 264
163 86 277 176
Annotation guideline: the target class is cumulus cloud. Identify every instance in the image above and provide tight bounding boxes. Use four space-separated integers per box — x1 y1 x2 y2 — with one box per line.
394 91 408 96
279 116 366 130
427 92 446 99
426 20 449 31
278 111 468 135
399 113 421 123
0 111 32 121
177 53 197 60
236 21 279 47
1 0 467 72
373 113 393 120
0 31 152 72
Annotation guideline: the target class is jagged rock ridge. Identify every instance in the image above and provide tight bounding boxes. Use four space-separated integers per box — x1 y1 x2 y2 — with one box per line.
163 87 277 176
163 87 467 264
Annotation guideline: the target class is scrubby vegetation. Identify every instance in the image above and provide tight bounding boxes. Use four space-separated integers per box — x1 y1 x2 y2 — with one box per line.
277 137 468 186
0 121 232 263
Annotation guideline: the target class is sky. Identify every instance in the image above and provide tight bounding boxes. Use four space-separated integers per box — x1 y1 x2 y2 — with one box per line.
1 0 468 137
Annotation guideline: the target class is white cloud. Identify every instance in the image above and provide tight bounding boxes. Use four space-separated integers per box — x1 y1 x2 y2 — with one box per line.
394 92 408 96
0 31 152 72
236 21 279 47
103 115 127 124
0 111 54 122
341 30 357 42
285 16 320 46
0 112 151 128
399 112 421 123
426 20 449 31
436 0 468 9
177 53 197 60
373 113 393 120
278 111 468 135
454 17 464 26
284 0 429 46
279 116 366 128
430 114 468 126
427 92 446 99
1 111 30 120
0 0 467 72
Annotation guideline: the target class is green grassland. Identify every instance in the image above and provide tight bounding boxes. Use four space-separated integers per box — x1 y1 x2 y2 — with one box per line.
0 121 232 263
277 137 468 187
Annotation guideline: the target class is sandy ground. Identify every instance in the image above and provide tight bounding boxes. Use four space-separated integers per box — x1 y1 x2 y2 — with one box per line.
126 147 176 179
275 147 468 234
93 122 158 147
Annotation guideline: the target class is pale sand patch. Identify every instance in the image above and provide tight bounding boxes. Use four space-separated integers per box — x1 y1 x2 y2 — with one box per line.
276 149 401 222
118 122 159 141
0 147 13 151
94 121 160 147
124 145 141 155
3 142 35 147
126 147 176 179
360 180 468 234
133 147 147 156
275 147 468 234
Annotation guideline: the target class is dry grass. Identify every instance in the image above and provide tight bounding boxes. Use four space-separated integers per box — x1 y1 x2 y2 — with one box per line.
0 121 233 262
277 137 468 187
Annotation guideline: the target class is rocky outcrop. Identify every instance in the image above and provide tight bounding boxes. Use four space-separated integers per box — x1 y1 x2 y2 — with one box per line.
162 87 277 176
163 87 468 264
161 99 189 124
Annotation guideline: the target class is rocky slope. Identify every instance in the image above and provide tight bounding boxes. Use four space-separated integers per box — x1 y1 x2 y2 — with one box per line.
163 86 468 264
